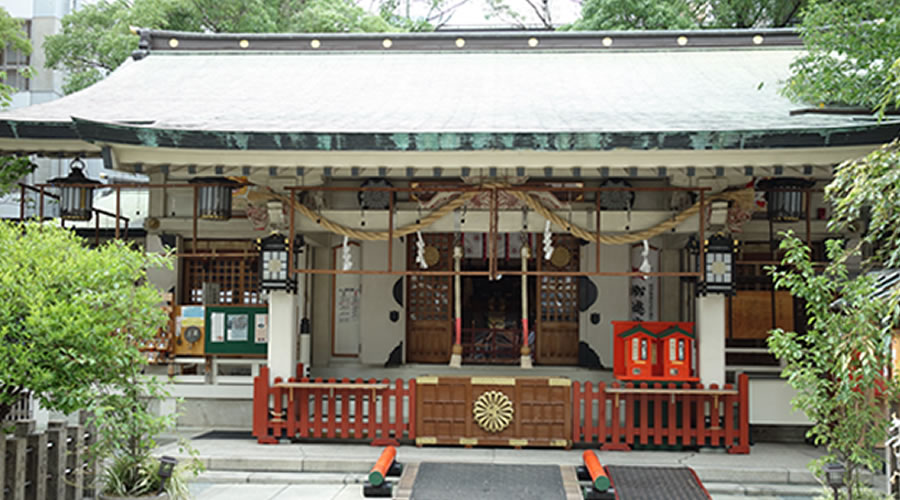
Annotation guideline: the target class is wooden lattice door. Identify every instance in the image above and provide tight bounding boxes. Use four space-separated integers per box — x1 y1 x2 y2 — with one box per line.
406 233 453 363
536 235 579 365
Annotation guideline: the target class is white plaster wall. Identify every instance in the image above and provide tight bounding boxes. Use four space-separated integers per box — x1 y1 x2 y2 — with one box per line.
4 0 35 19
749 377 811 425
579 242 629 368
359 240 405 365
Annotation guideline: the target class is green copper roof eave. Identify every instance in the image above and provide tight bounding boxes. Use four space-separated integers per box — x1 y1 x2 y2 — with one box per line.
1 118 898 153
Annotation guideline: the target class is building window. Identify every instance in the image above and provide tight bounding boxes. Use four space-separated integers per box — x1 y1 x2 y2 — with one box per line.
181 240 261 305
1 20 30 92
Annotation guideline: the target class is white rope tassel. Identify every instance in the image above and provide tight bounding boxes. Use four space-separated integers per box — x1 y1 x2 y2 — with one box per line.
415 231 428 269
543 220 553 261
639 239 652 277
342 236 352 271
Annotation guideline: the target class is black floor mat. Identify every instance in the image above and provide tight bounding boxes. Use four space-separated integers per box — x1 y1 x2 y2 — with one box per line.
606 465 709 500
192 430 255 440
410 463 566 500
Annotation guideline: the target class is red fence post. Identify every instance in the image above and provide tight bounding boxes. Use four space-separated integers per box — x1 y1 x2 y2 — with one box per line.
624 383 635 447
572 382 582 444
638 383 649 445
584 382 593 445
602 382 630 451
408 379 416 440
368 377 378 440
253 366 278 444
667 383 677 446
728 373 751 454
354 377 365 439
695 383 706 447
597 382 606 445
372 378 399 446
340 377 351 438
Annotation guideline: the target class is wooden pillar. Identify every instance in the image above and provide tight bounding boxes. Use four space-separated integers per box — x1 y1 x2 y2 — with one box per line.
65 424 84 500
46 421 66 500
449 246 463 368
520 246 532 369
25 432 47 500
268 289 298 382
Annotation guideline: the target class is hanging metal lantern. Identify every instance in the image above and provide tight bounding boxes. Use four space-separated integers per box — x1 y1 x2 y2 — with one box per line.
257 233 300 292
757 178 814 222
701 234 738 296
48 160 100 221
189 177 239 220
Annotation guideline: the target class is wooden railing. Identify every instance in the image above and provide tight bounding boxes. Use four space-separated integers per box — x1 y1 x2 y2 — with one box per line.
1 391 32 423
3 418 97 500
571 373 750 454
253 365 749 453
253 365 416 445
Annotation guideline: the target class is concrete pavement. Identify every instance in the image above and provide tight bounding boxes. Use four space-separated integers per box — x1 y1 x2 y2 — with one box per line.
156 430 883 499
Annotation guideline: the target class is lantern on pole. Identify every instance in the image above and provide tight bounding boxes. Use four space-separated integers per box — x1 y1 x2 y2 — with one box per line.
700 234 738 296
49 159 100 221
756 178 814 222
189 177 239 220
257 233 300 292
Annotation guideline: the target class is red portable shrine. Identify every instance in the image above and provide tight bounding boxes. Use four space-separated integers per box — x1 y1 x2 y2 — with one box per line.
659 323 696 381
612 321 698 382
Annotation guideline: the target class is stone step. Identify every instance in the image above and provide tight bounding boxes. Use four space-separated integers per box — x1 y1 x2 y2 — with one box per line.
704 481 824 498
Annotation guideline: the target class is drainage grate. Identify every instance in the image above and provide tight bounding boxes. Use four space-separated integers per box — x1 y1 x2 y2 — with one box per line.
409 463 566 500
606 465 710 500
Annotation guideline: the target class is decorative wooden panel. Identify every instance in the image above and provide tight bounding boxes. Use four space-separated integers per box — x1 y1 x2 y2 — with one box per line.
727 290 794 339
182 256 260 305
415 376 571 448
406 234 453 363
536 235 579 365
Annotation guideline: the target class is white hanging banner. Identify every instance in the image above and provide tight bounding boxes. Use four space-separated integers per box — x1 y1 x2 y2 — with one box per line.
630 243 659 321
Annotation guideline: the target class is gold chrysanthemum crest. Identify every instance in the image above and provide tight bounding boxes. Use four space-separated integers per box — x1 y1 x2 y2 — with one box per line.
473 390 513 433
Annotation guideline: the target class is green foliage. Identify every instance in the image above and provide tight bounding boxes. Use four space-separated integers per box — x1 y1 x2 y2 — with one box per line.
567 0 807 30
0 221 173 424
783 0 900 109
826 140 900 268
815 485 892 500
44 0 410 95
90 365 202 499
43 0 198 95
294 0 395 33
568 0 702 30
767 232 900 491
0 157 36 195
0 7 32 106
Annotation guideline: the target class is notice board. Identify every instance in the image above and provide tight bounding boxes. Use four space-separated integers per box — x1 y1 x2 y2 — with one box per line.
205 305 268 355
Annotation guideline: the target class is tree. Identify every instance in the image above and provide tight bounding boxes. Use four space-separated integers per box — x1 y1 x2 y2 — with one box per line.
44 0 404 95
0 221 172 424
767 232 900 497
483 0 558 29
783 0 900 110
377 0 472 31
567 0 808 31
0 7 36 193
568 0 700 31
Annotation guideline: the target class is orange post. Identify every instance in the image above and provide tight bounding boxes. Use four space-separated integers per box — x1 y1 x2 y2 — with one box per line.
582 450 611 491
368 446 397 487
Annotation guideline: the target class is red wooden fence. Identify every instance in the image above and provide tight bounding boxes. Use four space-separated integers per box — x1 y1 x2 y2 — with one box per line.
253 366 749 453
571 373 749 454
253 365 416 445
